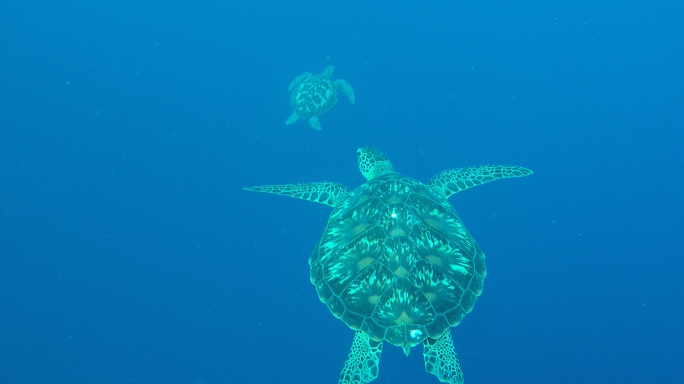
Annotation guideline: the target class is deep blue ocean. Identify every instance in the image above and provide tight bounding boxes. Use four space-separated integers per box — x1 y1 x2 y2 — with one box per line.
1 1 682 383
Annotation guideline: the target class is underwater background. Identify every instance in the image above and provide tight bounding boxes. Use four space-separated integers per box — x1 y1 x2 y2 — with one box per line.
1 0 682 383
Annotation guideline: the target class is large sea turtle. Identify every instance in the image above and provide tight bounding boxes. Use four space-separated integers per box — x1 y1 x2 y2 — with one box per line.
286 66 355 131
244 147 532 384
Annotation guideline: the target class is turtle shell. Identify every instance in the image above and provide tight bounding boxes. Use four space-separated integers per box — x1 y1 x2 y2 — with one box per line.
290 75 337 119
309 173 486 349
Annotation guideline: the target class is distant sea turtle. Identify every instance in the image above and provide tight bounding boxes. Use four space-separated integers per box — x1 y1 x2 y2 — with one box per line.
286 66 355 131
245 147 532 384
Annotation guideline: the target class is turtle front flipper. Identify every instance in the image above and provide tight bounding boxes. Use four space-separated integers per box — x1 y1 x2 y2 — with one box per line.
423 331 464 384
309 116 322 131
244 182 349 207
288 72 313 91
428 165 533 198
339 331 383 384
334 79 355 104
286 111 300 125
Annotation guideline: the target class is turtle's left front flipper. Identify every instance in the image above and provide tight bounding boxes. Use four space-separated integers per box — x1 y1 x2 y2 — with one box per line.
244 182 349 207
339 331 383 384
423 331 464 384
334 79 355 104
429 165 533 198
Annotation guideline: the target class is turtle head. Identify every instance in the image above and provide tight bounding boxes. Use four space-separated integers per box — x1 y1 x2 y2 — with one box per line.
357 146 395 181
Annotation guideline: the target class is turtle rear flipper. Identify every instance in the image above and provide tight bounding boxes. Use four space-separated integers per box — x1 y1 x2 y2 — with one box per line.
339 331 383 384
423 331 463 384
334 79 355 104
286 111 300 125
309 116 322 131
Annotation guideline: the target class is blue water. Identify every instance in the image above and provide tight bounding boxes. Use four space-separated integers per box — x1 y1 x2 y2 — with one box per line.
1 1 682 383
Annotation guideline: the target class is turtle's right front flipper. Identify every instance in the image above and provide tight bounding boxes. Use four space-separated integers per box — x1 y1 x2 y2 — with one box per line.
244 182 349 207
339 331 383 384
334 79 355 104
429 165 533 198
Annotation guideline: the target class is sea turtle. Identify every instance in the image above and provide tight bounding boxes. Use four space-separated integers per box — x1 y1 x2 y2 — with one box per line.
244 147 532 384
286 66 355 131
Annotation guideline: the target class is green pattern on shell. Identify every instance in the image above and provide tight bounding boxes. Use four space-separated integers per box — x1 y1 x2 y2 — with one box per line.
309 172 487 350
290 74 338 119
